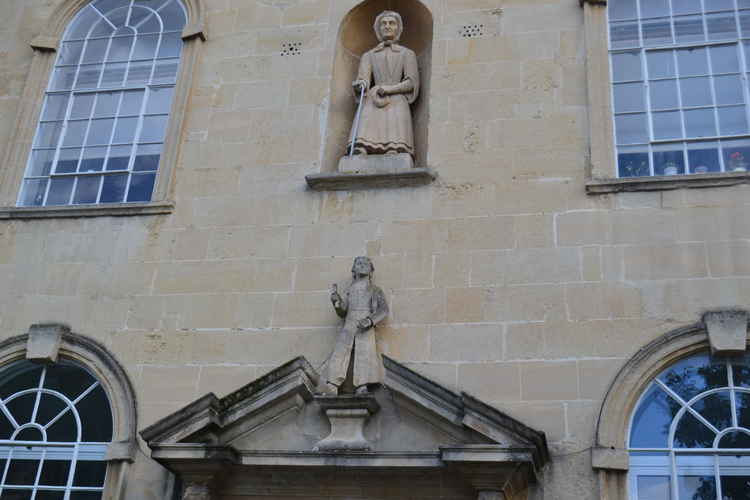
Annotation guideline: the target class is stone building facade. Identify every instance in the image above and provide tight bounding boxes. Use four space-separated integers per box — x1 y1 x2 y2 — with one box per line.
0 0 748 499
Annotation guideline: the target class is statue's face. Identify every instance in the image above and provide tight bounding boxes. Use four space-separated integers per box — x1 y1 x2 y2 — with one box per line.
352 258 372 276
379 15 399 41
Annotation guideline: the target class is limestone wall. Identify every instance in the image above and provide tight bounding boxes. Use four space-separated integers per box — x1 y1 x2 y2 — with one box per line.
1 0 749 499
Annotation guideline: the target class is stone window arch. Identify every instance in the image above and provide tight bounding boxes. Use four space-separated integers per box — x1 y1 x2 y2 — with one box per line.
0 325 138 499
0 0 206 218
593 321 750 500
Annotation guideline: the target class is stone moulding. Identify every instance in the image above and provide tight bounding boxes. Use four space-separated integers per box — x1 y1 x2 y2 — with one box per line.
305 167 437 191
142 355 549 499
586 171 750 194
0 201 175 219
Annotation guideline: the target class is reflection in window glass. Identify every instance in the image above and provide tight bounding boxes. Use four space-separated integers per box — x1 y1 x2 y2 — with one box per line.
20 0 186 207
629 352 750 500
609 0 750 178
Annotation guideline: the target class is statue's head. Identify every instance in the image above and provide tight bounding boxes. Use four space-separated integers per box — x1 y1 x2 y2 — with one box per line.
352 256 375 277
374 10 403 43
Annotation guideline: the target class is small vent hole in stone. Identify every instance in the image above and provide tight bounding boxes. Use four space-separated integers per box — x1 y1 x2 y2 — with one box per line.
281 42 302 56
460 24 484 38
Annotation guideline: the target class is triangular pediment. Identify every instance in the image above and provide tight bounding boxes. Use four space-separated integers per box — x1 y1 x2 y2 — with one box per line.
141 356 548 473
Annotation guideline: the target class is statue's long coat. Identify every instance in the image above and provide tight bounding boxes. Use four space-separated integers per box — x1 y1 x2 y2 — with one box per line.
349 42 420 156
325 279 389 389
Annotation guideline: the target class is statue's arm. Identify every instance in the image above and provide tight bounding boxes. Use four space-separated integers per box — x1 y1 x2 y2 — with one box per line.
370 287 389 326
379 50 420 103
353 52 372 94
332 289 348 318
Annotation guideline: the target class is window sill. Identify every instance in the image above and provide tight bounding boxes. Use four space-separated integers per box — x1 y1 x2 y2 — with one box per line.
305 168 437 191
586 172 750 194
0 201 174 219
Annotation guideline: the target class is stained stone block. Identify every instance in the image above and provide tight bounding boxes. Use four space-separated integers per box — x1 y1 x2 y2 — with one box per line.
704 310 748 356
313 395 380 452
26 323 68 364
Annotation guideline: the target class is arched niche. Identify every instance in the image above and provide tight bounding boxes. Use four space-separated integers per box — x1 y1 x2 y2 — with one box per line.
322 0 433 173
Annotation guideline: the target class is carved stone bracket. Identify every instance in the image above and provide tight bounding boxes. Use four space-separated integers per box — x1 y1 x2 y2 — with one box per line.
313 395 380 451
703 309 749 355
26 323 68 364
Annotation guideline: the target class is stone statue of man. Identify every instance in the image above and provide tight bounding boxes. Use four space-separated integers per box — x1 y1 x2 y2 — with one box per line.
348 11 420 158
322 256 389 395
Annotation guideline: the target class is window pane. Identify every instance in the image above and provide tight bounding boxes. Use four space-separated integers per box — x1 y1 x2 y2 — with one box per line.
89 19 113 38
39 460 73 487
126 173 156 202
654 145 685 175
719 475 750 498
715 75 744 106
618 146 650 177
139 115 169 142
741 9 750 37
86 118 115 146
106 145 131 170
70 94 95 119
718 106 748 135
80 147 107 172
680 77 713 107
70 492 105 500
101 62 127 87
718 431 750 448
647 50 676 79
120 90 144 115
733 358 750 388
59 41 85 65
36 492 66 500
44 363 96 401
34 393 66 429
107 35 134 62
128 5 151 27
105 5 129 26
35 121 63 148
677 47 708 76
100 173 128 203
673 0 701 15
707 11 738 40
152 58 179 83
93 91 120 117
653 111 682 140
134 144 162 171
631 385 680 447
46 409 77 442
609 0 637 20
6 459 41 485
62 120 88 147
687 143 720 173
612 51 642 82
51 66 77 90
73 461 107 487
637 476 670 499
614 82 645 112
650 79 679 110
132 33 159 60
659 354 727 401
616 113 649 144
77 385 112 441
685 108 717 138
158 32 182 59
693 391 732 431
160 0 187 31
737 393 750 427
710 45 740 74
674 411 715 447
56 148 81 173
126 60 152 85
678 476 715 500
73 175 101 204
640 0 668 18
28 149 56 176
724 139 750 171
674 15 705 43
46 177 75 205
19 179 48 206
643 18 672 46
75 64 102 89
81 38 108 64
138 13 162 35
113 117 138 144
67 6 100 39
146 87 175 114
610 21 640 49
43 95 70 121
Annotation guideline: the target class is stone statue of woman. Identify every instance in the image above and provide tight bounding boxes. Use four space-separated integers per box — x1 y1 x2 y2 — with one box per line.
347 11 420 160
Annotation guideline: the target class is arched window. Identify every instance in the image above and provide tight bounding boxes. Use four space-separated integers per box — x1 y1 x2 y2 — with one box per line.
0 360 113 499
629 352 750 499
608 0 750 178
19 0 187 207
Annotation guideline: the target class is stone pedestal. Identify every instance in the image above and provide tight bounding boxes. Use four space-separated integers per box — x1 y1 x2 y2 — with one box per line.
338 153 413 173
313 395 380 452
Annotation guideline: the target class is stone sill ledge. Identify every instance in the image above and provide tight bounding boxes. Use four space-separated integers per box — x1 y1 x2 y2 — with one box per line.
306 168 437 191
586 172 750 194
0 201 174 219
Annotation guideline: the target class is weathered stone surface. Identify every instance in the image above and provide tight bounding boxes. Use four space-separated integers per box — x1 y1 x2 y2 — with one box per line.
26 323 67 363
703 309 748 355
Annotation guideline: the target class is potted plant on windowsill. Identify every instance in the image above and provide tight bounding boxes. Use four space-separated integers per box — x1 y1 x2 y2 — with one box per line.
663 161 679 176
729 151 748 172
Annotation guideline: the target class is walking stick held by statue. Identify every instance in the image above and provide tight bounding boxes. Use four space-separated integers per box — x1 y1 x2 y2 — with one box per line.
348 82 367 157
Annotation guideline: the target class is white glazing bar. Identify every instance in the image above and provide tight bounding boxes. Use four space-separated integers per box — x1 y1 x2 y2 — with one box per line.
90 4 117 30
30 367 47 424
30 447 48 500
728 360 739 428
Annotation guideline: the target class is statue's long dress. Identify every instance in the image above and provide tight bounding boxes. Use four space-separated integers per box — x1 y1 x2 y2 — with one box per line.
349 43 420 156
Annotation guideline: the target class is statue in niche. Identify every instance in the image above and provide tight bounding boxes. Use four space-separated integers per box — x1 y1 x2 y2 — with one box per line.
321 256 389 396
346 10 420 160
